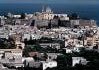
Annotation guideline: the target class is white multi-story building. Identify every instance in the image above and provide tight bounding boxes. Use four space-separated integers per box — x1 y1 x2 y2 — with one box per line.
40 43 60 50
42 61 57 70
0 49 24 68
0 49 23 68
22 33 31 41
13 15 21 18
15 41 25 49
72 57 88 67
0 49 22 63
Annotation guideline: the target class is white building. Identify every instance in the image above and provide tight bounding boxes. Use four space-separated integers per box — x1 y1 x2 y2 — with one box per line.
40 43 60 50
63 48 73 53
47 53 61 60
25 14 34 19
31 34 42 40
73 44 84 52
0 33 9 39
72 57 88 67
22 57 34 67
0 49 22 63
42 61 57 70
22 33 31 41
0 27 9 39
15 41 25 49
22 57 57 70
0 49 23 68
13 15 21 18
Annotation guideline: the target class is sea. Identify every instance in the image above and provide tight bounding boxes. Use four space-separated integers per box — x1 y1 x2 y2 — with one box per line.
0 3 99 25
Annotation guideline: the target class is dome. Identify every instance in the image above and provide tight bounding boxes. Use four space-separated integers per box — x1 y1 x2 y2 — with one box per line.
46 7 52 13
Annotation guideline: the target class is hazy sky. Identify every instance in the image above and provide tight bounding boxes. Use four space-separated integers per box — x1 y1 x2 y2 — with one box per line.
0 0 99 4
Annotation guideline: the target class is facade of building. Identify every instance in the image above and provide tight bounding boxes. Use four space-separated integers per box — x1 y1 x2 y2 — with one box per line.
0 49 23 68
40 43 60 50
42 61 57 70
72 57 88 67
70 19 97 28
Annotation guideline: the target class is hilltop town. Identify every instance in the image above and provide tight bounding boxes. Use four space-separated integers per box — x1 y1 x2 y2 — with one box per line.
0 7 99 70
